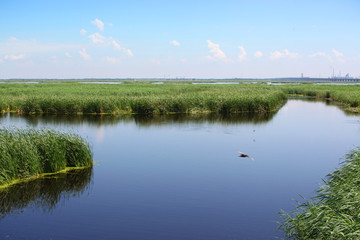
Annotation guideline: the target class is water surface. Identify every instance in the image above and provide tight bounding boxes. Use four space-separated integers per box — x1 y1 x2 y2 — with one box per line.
0 100 359 239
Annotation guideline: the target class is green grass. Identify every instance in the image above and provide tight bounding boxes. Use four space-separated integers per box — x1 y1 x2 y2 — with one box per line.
1 81 359 115
0 128 93 187
276 84 360 112
0 82 287 115
280 148 360 239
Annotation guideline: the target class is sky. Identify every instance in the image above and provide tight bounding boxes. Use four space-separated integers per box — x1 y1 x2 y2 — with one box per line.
0 0 359 79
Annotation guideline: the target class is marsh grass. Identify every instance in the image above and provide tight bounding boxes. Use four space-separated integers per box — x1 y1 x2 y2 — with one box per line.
0 82 287 115
0 128 92 187
278 85 360 112
280 148 360 239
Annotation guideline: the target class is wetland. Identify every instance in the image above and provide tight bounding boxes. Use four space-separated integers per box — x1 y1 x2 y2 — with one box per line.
0 96 360 239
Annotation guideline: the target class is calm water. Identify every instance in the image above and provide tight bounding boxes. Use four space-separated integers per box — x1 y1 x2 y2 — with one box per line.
0 100 360 240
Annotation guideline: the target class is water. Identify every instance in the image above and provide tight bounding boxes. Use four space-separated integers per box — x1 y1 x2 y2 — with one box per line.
1 100 360 239
80 82 123 84
192 82 239 85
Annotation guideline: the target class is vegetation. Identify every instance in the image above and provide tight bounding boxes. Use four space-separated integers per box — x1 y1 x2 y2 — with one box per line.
280 148 360 239
277 84 360 112
0 81 359 115
0 82 286 115
0 128 93 187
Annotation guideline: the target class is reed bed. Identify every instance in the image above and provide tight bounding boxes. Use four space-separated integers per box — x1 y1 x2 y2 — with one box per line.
277 85 360 112
0 82 286 115
0 128 92 187
280 148 360 239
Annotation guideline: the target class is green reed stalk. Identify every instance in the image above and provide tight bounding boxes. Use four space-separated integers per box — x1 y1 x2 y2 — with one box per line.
0 128 92 186
280 148 360 239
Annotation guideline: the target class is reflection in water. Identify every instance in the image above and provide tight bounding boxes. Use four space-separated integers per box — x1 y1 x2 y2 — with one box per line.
0 167 93 219
132 112 276 126
1 111 277 127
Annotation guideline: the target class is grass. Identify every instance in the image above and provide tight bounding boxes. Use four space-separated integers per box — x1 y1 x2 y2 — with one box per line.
280 148 360 239
0 82 287 115
276 84 360 112
0 128 93 187
0 81 359 115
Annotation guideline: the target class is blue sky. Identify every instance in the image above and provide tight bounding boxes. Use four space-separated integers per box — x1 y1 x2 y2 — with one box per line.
1 0 359 79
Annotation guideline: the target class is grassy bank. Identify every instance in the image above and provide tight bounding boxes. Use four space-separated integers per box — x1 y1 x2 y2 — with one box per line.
277 84 360 112
0 82 286 114
280 148 360 239
0 128 93 187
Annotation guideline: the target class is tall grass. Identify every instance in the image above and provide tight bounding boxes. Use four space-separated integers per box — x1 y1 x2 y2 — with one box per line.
277 85 360 111
0 128 92 186
0 82 287 115
280 148 360 239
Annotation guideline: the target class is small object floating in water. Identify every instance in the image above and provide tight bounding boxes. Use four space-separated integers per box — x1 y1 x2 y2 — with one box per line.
237 151 254 160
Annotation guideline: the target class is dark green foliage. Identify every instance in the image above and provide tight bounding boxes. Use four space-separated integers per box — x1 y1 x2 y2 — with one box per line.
0 128 92 185
280 148 360 239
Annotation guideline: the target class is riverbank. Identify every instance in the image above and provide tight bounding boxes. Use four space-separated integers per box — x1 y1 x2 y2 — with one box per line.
280 148 360 239
0 128 93 188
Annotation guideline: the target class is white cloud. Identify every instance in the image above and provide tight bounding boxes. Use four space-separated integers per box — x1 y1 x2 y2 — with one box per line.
332 49 344 58
332 49 344 62
237 45 247 62
284 49 299 59
270 51 284 60
124 49 133 57
91 18 104 31
169 40 180 46
65 52 72 58
104 56 119 64
88 32 106 43
78 48 90 60
254 51 263 58
112 40 121 50
206 40 229 62
112 40 133 57
4 54 26 61
270 49 299 60
309 52 326 58
80 29 87 35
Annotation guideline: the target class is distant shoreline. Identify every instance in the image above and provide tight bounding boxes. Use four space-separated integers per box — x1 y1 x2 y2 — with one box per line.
1 77 360 82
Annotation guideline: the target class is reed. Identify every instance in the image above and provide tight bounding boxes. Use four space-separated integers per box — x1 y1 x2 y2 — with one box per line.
0 82 287 115
280 148 360 239
0 128 92 186
277 84 360 112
